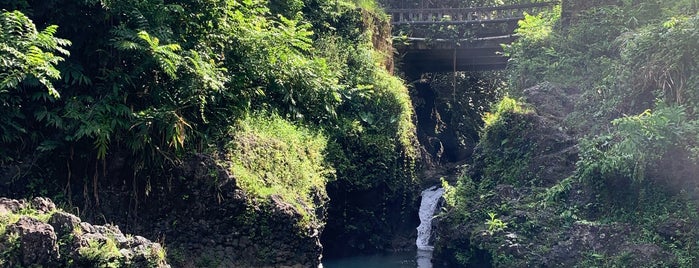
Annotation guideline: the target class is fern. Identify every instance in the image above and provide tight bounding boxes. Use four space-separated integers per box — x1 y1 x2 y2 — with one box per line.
0 11 70 97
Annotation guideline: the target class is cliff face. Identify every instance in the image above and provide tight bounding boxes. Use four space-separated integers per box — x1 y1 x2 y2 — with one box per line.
433 83 699 267
99 152 327 267
0 197 168 267
321 7 422 258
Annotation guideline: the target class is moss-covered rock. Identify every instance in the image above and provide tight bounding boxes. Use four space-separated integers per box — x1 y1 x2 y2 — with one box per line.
93 116 330 267
0 197 168 268
435 83 699 267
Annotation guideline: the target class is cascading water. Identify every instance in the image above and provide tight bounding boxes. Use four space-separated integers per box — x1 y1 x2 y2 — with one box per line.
321 186 445 268
416 186 445 250
415 186 445 268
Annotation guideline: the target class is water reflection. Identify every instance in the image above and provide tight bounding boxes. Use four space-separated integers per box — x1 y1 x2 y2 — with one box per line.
321 249 435 268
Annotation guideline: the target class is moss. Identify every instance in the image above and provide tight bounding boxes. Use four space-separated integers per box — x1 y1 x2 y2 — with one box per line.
476 97 539 186
0 205 59 267
224 113 331 226
0 213 21 237
482 96 532 128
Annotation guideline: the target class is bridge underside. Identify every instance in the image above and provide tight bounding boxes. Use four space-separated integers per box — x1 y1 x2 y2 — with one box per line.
397 35 514 75
400 46 508 74
387 2 559 75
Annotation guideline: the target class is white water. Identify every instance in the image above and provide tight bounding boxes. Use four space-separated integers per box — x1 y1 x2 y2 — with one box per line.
416 186 445 251
321 186 445 268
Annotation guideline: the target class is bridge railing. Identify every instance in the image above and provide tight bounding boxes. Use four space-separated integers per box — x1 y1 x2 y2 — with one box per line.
387 1 558 25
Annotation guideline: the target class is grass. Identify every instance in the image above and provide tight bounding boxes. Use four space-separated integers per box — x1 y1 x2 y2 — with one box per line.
225 113 332 225
0 206 57 236
351 0 389 20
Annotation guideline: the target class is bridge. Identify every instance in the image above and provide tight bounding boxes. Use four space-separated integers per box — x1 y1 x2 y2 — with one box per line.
385 1 559 75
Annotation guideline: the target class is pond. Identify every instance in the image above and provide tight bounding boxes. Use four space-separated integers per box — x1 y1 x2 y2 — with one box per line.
322 186 444 268
321 249 435 268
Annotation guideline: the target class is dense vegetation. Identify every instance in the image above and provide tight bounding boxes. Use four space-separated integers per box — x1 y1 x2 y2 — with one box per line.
438 0 699 266
8 0 699 266
0 0 420 263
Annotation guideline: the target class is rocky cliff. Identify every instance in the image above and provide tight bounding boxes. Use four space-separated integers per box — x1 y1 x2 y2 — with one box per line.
97 153 326 268
434 83 699 267
0 197 168 267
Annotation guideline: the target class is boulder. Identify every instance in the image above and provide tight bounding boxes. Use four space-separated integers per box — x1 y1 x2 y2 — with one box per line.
7 216 60 266
31 197 56 213
0 197 27 214
0 197 170 267
49 211 81 237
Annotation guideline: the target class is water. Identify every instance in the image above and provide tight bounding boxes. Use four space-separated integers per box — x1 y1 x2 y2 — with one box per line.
322 186 444 268
416 186 445 251
321 250 428 268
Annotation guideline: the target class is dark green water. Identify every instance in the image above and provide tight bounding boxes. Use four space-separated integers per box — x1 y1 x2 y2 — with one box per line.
321 249 434 268
322 187 443 268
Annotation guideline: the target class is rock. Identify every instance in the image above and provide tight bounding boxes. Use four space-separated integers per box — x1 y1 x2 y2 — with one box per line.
620 243 672 266
89 154 327 268
31 197 56 213
7 216 60 266
433 82 689 267
49 211 81 237
0 197 27 214
522 82 578 121
655 218 692 241
0 197 170 267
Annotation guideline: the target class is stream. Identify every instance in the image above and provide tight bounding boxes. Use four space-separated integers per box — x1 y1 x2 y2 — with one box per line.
322 186 444 268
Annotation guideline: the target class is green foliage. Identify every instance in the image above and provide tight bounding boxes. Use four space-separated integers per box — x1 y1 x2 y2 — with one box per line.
0 10 70 147
439 1 699 267
225 113 331 224
0 230 20 266
503 5 561 90
0 207 57 237
485 212 507 234
0 10 70 97
0 0 420 263
0 0 410 201
476 97 538 186
0 213 20 236
424 71 507 153
147 246 167 267
618 14 699 111
577 104 697 184
317 5 419 254
442 174 477 219
482 95 531 127
516 11 557 42
78 237 124 268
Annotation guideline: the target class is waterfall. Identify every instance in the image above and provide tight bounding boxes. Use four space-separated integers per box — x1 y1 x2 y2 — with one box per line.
416 186 445 251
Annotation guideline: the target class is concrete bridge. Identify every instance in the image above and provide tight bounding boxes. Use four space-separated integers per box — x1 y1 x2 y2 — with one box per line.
386 1 559 74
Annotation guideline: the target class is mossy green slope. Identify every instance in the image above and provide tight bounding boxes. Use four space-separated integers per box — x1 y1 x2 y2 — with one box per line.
224 113 331 226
